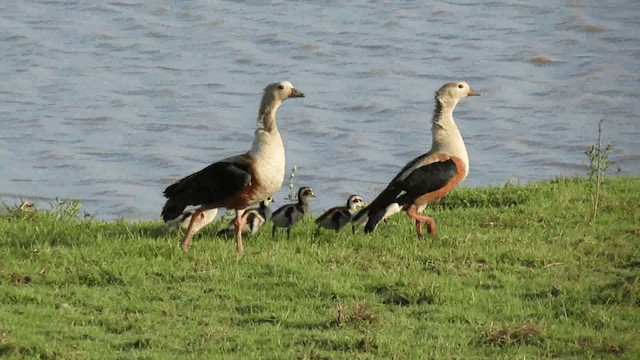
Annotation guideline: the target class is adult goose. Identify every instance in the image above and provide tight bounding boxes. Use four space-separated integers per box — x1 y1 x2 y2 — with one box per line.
352 81 479 238
161 81 304 252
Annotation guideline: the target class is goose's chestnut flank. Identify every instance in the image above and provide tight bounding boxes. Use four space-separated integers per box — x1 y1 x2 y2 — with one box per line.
161 81 304 252
271 187 315 239
352 81 479 238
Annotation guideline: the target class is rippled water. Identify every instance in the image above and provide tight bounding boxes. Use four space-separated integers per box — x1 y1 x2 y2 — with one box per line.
1 0 639 220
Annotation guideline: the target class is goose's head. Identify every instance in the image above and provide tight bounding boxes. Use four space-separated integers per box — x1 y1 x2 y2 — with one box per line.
260 196 273 207
346 195 366 211
297 186 316 201
436 81 479 107
264 81 305 102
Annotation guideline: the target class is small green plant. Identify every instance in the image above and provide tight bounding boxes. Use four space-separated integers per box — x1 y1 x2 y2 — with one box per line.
219 209 236 225
584 119 615 223
49 197 89 220
287 165 298 202
585 120 615 181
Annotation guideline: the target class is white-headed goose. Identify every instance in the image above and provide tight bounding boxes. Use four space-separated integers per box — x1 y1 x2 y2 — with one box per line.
352 81 479 238
161 81 304 252
217 197 273 237
271 186 315 239
315 194 365 235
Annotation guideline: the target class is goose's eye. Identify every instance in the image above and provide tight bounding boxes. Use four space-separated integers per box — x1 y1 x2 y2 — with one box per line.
278 85 285 90
458 84 464 89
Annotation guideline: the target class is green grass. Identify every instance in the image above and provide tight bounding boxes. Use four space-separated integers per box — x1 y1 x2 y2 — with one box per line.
1 177 638 359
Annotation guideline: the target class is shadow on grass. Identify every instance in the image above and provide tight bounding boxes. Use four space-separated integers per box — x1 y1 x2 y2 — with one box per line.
369 283 437 307
590 274 639 306
121 337 153 351
0 340 59 359
295 333 379 354
235 315 334 330
620 260 640 269
234 302 380 331
547 336 629 358
522 285 563 301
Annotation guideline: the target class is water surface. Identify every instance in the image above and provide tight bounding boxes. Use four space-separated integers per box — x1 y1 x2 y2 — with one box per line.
1 0 638 220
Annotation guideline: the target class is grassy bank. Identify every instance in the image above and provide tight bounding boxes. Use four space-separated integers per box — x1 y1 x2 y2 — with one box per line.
1 177 638 359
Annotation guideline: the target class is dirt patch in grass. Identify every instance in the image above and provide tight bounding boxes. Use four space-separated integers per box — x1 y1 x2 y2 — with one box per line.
9 273 31 285
333 302 378 327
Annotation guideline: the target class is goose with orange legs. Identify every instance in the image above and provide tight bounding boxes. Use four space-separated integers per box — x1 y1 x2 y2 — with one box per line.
352 81 479 238
161 81 304 252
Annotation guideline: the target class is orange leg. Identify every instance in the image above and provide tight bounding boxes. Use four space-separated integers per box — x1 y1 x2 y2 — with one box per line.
406 205 437 239
181 209 205 252
235 209 245 253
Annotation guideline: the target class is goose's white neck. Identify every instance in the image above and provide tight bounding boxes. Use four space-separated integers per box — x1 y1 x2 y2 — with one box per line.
256 99 282 133
250 99 282 149
430 99 469 176
247 98 286 198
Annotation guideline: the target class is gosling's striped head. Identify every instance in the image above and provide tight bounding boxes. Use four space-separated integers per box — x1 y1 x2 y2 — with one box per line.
346 195 366 212
297 187 316 201
260 196 273 207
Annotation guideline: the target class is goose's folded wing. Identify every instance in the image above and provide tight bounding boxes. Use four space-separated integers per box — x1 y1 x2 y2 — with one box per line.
163 156 252 204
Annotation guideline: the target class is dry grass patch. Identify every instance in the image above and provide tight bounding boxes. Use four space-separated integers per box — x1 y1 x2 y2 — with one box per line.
333 302 379 327
480 322 543 347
